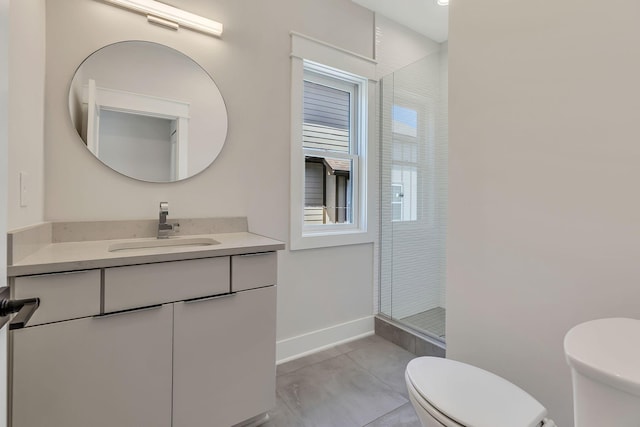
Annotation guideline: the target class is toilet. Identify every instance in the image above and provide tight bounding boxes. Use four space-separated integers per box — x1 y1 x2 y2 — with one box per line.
564 317 640 427
405 357 556 427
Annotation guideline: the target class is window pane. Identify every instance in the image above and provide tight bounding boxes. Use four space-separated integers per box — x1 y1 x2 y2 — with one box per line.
392 141 418 163
304 156 353 225
392 165 417 221
392 105 418 137
303 80 350 153
391 184 403 221
304 161 324 207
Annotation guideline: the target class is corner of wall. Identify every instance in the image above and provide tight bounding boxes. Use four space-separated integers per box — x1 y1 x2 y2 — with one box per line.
7 0 46 230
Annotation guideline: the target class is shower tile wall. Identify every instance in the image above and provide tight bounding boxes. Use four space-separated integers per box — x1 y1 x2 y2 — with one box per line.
380 46 448 328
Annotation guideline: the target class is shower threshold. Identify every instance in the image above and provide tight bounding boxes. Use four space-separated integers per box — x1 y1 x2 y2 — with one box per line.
375 314 445 357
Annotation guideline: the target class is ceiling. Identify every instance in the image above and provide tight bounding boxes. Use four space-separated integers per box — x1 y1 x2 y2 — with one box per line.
351 0 449 43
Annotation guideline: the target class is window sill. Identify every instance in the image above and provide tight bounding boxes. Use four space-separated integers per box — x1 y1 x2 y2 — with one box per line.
290 228 374 251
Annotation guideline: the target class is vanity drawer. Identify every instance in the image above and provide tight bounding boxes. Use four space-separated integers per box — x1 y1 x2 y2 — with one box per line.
104 257 230 312
13 270 101 326
231 252 277 292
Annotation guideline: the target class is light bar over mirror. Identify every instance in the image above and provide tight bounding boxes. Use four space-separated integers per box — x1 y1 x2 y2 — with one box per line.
102 0 223 37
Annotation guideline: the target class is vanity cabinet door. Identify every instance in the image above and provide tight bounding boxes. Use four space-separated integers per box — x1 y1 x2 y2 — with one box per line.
13 269 101 325
231 252 277 292
104 257 230 312
173 286 277 427
11 304 173 427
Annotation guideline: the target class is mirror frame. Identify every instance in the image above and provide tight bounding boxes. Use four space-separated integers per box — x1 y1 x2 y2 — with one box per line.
68 40 228 183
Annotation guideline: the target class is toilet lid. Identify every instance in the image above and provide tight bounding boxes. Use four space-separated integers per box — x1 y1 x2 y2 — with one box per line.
406 357 547 427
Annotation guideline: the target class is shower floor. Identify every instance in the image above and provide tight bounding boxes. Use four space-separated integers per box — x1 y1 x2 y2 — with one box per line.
400 307 446 339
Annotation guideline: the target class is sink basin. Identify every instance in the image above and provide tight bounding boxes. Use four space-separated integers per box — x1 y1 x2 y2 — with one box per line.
108 237 220 252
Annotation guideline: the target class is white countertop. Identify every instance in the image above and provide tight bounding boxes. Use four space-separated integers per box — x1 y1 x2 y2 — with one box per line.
8 232 285 277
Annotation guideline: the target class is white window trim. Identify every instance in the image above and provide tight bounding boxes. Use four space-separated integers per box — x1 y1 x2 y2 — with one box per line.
290 32 377 250
303 65 361 232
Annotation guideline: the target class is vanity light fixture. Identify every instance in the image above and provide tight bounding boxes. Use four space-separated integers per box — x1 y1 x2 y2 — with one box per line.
437 0 449 5
102 0 223 37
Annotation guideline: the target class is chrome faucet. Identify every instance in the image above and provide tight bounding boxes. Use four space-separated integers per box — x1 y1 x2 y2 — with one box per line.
158 202 179 239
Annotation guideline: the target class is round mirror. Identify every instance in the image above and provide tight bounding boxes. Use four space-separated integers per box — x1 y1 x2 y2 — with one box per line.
68 41 228 182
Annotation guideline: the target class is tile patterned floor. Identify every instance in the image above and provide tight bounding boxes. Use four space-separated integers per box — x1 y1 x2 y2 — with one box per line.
400 307 446 339
265 335 422 427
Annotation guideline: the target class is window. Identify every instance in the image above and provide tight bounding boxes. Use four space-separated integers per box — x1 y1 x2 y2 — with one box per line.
391 184 403 221
303 69 358 226
391 104 419 222
392 105 418 137
290 32 375 250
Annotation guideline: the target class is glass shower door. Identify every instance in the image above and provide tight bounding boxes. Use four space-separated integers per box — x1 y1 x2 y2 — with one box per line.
379 50 448 342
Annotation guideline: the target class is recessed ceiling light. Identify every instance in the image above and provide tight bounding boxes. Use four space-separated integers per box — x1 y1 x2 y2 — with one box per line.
437 0 449 5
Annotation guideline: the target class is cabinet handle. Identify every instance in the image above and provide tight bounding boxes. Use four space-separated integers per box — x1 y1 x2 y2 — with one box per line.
237 252 272 257
22 270 92 278
0 287 40 330
95 304 163 319
184 292 237 304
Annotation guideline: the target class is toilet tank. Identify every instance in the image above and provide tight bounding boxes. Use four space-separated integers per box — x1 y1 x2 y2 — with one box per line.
564 318 640 427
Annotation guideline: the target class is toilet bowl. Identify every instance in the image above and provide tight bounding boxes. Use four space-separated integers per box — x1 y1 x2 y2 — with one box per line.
405 357 556 427
564 317 640 427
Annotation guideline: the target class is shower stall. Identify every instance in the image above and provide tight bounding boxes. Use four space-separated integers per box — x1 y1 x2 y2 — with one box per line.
379 46 448 343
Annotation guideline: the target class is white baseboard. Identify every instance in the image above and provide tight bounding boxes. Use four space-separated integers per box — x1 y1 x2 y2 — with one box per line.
276 315 375 364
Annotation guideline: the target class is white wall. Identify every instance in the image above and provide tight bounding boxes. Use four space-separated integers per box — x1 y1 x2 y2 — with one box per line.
447 1 640 426
374 14 440 81
7 0 45 229
0 0 8 286
0 1 9 423
43 0 376 358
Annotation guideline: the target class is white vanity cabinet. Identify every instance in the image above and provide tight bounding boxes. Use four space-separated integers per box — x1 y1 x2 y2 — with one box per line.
173 286 277 427
9 251 279 427
12 304 174 427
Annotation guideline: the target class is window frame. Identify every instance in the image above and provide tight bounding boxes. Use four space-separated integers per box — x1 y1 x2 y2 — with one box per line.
302 64 361 232
290 32 376 250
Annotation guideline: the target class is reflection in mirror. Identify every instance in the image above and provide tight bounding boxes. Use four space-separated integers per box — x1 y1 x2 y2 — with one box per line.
68 41 228 182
